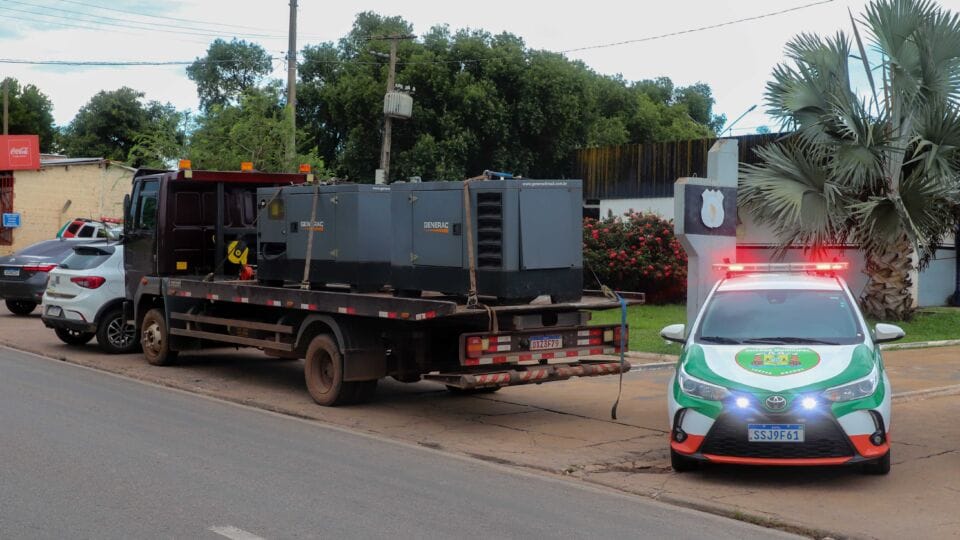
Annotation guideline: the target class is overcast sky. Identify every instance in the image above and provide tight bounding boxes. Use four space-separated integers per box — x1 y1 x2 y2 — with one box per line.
0 0 885 133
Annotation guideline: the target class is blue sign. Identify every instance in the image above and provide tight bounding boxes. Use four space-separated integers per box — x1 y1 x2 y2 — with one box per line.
2 213 21 228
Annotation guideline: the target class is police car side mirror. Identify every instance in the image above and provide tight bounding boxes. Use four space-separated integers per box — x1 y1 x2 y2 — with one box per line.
873 323 905 344
660 324 686 344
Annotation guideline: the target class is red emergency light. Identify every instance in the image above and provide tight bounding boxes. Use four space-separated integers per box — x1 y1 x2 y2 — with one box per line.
714 262 849 276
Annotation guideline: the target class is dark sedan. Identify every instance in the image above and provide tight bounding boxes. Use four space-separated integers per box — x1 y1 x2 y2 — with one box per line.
0 239 108 316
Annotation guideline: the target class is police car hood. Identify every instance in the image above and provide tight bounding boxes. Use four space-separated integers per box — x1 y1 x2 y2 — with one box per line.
693 343 874 392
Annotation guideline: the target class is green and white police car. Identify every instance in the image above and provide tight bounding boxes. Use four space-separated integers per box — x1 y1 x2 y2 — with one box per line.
663 262 901 474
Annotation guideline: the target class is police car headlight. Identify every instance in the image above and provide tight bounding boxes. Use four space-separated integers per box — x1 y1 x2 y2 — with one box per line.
678 366 729 401
822 364 880 402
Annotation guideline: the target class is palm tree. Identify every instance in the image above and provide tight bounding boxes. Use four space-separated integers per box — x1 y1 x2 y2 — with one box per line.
740 0 960 320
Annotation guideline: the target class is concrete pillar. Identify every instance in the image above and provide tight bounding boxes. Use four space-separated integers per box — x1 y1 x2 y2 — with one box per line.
674 139 739 330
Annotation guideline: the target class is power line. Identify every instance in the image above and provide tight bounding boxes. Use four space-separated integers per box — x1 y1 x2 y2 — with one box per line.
0 2 288 41
52 0 331 40
560 0 835 54
0 0 837 70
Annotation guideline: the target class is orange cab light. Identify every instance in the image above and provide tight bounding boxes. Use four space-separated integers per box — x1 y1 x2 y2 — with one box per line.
299 163 312 173
241 161 254 171
178 159 191 170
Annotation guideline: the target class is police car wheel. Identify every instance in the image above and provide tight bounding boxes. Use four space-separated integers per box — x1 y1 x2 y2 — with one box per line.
862 450 891 475
670 449 699 472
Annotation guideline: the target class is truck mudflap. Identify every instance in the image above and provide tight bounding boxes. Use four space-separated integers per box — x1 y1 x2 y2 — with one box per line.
422 360 631 390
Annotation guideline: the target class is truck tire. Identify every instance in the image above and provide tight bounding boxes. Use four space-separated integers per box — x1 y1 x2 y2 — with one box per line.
304 334 354 406
6 300 37 316
141 308 179 366
55 327 95 346
97 307 140 354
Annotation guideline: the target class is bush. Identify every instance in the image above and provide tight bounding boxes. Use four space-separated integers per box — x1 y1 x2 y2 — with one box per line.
583 212 687 303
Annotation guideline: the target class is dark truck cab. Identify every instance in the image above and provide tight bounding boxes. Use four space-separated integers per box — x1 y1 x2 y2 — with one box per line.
124 168 308 320
123 168 634 406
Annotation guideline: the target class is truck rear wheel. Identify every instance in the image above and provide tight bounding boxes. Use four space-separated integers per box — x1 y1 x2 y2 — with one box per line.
304 334 354 406
141 308 179 366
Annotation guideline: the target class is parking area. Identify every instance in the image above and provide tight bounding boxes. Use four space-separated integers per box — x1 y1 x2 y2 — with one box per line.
2 304 958 539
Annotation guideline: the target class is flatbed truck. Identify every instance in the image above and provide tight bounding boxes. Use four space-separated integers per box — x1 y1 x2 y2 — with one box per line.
124 168 637 406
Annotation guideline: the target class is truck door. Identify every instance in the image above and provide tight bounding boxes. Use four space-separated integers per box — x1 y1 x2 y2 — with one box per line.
124 178 159 300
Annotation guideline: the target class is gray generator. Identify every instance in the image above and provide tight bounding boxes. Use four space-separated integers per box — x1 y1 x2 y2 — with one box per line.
390 179 583 303
256 184 392 291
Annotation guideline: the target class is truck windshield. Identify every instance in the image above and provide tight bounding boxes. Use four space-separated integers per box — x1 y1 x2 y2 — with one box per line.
696 289 864 345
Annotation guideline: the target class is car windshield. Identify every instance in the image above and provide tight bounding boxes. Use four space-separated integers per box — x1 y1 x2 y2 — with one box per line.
696 289 864 345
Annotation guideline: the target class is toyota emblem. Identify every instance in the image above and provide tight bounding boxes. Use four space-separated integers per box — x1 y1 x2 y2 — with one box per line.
765 395 787 411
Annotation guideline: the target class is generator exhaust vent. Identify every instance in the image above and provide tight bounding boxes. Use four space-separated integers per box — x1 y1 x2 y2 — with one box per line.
476 192 503 268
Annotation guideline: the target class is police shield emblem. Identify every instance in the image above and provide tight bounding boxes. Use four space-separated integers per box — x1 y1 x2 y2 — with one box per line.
700 189 724 229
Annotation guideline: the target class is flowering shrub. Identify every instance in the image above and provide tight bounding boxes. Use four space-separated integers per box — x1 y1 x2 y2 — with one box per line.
583 212 687 303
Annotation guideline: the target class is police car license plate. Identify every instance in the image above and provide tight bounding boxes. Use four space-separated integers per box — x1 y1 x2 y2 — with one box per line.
3 268 19 277
747 424 804 443
529 335 562 351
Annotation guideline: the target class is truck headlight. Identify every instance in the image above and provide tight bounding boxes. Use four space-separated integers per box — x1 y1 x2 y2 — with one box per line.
678 366 729 401
822 364 880 402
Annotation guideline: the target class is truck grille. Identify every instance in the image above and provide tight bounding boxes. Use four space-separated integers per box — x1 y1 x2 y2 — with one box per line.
476 192 503 269
700 412 855 459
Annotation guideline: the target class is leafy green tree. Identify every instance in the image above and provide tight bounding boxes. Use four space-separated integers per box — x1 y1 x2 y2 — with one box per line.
739 0 960 320
296 12 722 182
187 38 273 111
188 84 324 174
0 78 56 152
60 87 181 166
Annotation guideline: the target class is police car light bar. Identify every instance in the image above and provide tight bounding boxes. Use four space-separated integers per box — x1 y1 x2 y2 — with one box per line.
714 262 849 273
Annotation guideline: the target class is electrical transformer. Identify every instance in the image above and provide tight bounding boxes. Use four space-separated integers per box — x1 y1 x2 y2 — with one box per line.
256 184 392 291
389 179 583 303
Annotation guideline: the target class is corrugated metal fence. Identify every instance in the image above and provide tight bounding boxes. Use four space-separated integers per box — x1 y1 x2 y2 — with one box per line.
573 133 783 200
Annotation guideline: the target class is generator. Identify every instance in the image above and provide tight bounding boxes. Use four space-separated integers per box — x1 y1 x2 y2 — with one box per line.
256 184 392 291
389 179 583 303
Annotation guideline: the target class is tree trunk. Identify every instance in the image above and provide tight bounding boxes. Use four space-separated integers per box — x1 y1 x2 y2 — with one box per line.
860 236 915 321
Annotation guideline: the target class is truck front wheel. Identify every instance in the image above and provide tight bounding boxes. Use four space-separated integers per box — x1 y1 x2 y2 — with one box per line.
304 334 353 406
141 308 179 366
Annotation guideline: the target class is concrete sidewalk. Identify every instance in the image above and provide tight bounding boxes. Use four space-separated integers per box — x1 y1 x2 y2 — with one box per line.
2 305 958 539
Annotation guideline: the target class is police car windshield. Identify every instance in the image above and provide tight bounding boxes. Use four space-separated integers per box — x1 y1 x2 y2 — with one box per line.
696 289 864 345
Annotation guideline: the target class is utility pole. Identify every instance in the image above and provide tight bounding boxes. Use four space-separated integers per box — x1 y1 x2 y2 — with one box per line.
3 79 8 135
286 0 298 170
378 36 398 184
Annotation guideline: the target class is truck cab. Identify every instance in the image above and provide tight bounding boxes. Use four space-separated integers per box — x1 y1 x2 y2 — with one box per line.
124 168 309 326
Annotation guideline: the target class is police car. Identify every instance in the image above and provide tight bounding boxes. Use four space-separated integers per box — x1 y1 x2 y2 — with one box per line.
663 262 901 474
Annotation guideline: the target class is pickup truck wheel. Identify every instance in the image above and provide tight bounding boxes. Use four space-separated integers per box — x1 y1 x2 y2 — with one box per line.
54 327 95 346
5 300 37 316
141 308 178 366
304 334 353 406
97 308 140 354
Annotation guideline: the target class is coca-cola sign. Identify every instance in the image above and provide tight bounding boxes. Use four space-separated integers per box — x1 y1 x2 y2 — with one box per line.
0 135 40 170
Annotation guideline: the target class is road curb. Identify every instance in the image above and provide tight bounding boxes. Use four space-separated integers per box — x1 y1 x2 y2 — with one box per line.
880 339 960 351
891 383 960 402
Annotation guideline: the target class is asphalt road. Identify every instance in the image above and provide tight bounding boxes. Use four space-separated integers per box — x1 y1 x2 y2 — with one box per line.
0 346 798 540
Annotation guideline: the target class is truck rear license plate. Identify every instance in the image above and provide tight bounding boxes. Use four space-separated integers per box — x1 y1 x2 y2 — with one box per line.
3 268 19 277
529 335 562 351
747 424 804 443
